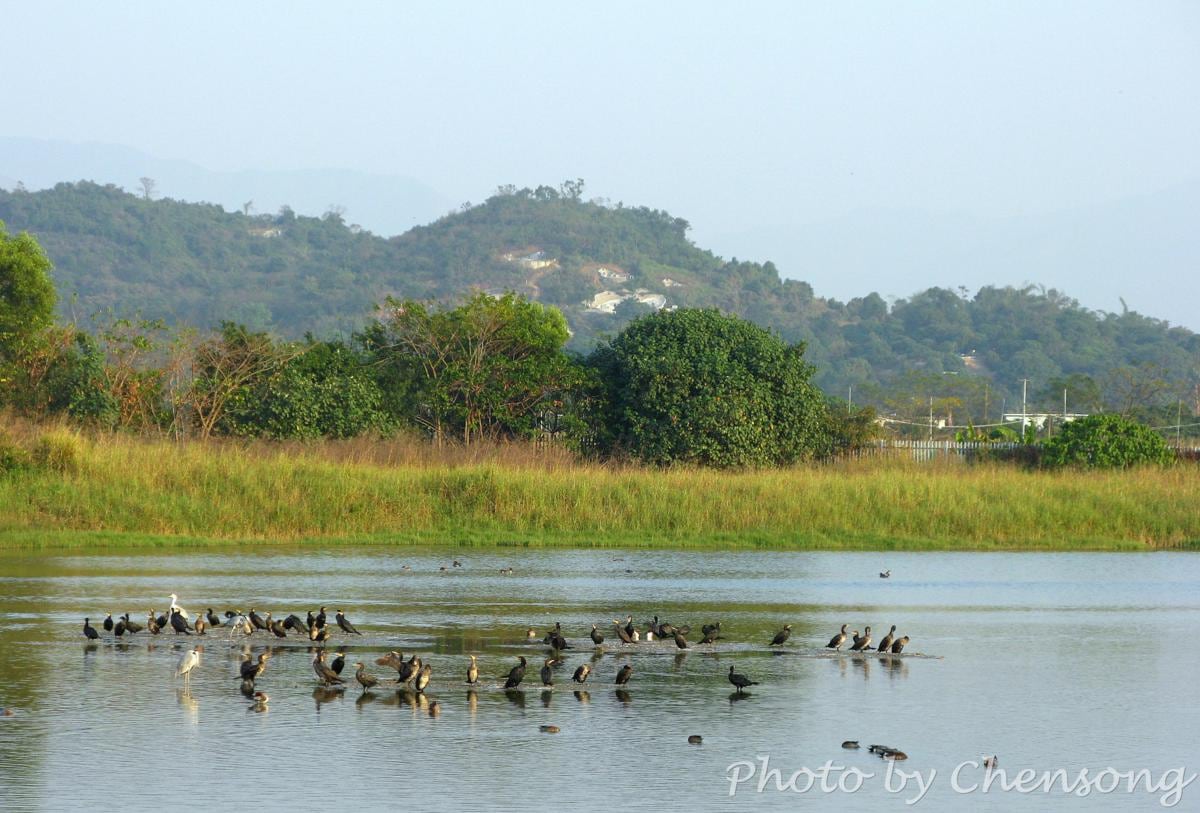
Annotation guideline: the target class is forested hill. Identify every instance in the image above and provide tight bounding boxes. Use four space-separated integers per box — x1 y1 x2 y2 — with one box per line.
2 180 1197 405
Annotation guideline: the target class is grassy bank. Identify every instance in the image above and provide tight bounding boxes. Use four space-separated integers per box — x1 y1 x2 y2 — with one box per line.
1 429 1197 550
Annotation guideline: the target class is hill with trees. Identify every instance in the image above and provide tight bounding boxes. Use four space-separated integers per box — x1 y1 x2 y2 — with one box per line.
1 179 1197 421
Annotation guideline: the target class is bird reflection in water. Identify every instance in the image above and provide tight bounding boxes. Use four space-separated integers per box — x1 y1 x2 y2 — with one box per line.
880 655 908 678
504 689 526 710
852 656 870 680
673 651 688 671
312 685 344 711
176 687 199 724
614 689 632 706
728 691 753 704
540 689 552 708
355 691 378 710
573 690 590 704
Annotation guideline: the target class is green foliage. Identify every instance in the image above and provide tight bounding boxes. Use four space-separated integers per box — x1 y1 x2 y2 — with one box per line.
222 340 389 439
1041 413 1174 469
367 292 581 443
826 401 882 451
0 220 57 355
32 429 85 473
0 433 31 475
588 309 830 467
3 184 1198 426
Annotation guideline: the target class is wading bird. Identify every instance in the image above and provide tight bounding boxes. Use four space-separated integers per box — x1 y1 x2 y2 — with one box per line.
330 652 346 675
615 664 633 686
168 594 190 621
335 610 361 635
728 665 759 695
83 618 100 640
877 625 897 653
466 655 479 685
572 663 591 684
175 647 200 685
504 656 528 689
827 624 849 651
891 636 909 654
355 663 378 693
102 614 114 632
849 626 873 652
769 625 793 646
312 650 344 686
240 653 270 682
540 658 555 687
590 624 604 646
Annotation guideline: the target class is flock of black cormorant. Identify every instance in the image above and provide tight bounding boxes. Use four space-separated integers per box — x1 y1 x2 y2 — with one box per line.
80 594 915 719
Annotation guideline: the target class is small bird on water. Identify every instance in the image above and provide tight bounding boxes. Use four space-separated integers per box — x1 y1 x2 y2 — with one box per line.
615 664 633 686
849 626 873 652
83 618 99 640
466 655 479 685
572 663 591 684
312 650 344 686
769 625 793 647
827 624 849 651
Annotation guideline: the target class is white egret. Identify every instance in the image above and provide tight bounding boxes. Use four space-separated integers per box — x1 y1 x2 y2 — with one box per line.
168 594 191 621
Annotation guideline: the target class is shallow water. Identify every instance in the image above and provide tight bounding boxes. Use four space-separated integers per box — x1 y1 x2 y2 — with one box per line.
0 549 1197 811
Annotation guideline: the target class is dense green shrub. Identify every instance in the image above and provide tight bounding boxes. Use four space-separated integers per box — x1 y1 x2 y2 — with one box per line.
1041 413 1173 469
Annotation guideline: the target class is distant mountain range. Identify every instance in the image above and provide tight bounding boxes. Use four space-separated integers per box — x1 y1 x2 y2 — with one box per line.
1 175 1196 413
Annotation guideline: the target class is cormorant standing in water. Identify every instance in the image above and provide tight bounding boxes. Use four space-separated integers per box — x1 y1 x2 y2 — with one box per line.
590 625 604 646
147 612 161 635
827 624 849 651
572 663 591 684
314 607 327 630
248 609 267 631
673 630 689 649
266 614 287 639
891 636 909 654
312 651 344 686
83 618 100 640
310 624 331 643
113 617 127 637
283 614 308 634
206 608 222 628
241 653 270 682
194 615 207 636
398 655 420 686
614 664 633 686
877 625 897 653
122 613 142 634
414 663 432 694
504 656 528 688
336 611 362 635
376 651 403 674
306 610 317 630
466 655 479 685
849 626 873 652
702 622 722 639
540 658 554 686
612 620 633 644
330 652 346 675
355 663 378 692
155 610 169 629
728 665 758 694
547 622 569 651
769 625 793 646
623 616 636 638
102 614 114 632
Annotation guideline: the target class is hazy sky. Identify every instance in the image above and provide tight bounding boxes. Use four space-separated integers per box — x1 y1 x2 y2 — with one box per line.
4 2 1199 314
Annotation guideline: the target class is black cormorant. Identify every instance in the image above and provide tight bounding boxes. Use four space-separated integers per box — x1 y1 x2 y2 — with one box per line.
83 618 99 640
615 664 633 685
504 656 527 688
877 625 897 653
335 611 361 635
769 624 793 646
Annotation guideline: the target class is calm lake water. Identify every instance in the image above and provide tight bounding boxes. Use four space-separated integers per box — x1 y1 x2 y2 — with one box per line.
0 548 1197 811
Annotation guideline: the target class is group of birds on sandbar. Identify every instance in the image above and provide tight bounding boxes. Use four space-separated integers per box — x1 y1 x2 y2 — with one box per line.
825 623 910 654
80 596 916 716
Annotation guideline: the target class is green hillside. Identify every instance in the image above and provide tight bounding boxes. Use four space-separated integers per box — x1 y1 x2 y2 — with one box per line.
2 180 1197 415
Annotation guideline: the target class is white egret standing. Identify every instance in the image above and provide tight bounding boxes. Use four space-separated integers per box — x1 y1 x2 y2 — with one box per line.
169 594 191 621
176 646 201 685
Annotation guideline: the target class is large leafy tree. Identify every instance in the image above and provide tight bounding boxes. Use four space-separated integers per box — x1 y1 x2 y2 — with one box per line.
0 221 57 356
1041 413 1173 469
588 308 830 467
367 292 580 444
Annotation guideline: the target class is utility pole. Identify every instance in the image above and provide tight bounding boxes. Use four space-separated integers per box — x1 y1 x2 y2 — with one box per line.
1178 400 1183 448
929 397 934 441
1021 378 1030 440
848 385 852 415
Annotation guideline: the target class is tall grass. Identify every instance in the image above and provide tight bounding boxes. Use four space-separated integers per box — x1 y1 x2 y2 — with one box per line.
0 424 1196 550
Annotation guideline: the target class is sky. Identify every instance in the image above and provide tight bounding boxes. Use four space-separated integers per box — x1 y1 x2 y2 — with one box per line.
4 1 1199 324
